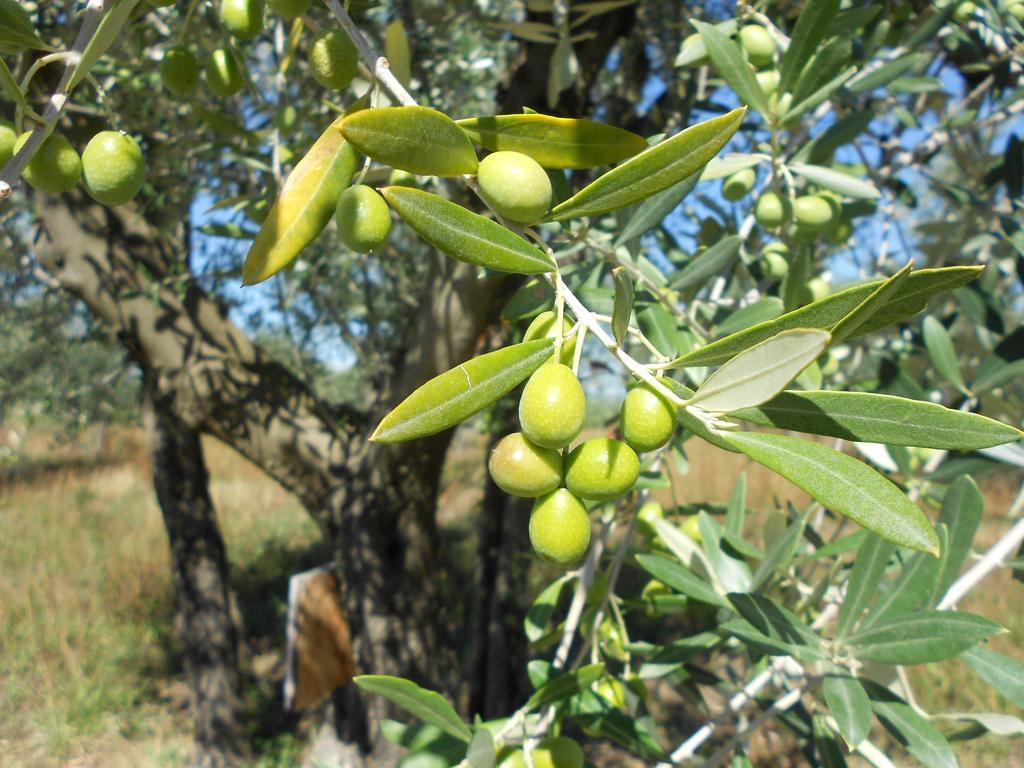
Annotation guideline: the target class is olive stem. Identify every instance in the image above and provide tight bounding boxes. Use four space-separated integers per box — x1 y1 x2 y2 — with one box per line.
0 0 111 200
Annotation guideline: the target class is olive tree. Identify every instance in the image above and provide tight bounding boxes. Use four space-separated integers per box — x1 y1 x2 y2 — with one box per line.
2 0 1023 766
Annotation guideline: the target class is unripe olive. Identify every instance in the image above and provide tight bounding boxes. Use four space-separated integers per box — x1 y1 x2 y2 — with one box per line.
762 250 789 281
476 150 552 224
268 0 309 17
81 131 145 206
565 438 640 501
159 46 199 96
620 383 675 453
488 432 562 498
771 92 793 120
205 47 245 97
637 500 664 539
519 363 585 449
793 195 836 232
275 104 297 133
14 132 81 193
220 0 264 39
388 168 418 187
1010 2 1024 20
953 1 977 22
681 514 702 543
529 489 591 568
721 167 756 202
824 216 853 245
698 216 724 245
755 68 780 97
0 120 15 168
524 310 576 366
808 277 829 302
309 30 358 90
531 737 585 768
593 676 627 710
738 25 775 68
755 191 791 228
681 32 710 66
642 578 674 616
335 184 392 252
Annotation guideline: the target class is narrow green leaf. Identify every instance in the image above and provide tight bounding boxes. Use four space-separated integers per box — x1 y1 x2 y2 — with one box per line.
791 111 873 165
789 162 880 200
783 66 857 121
611 267 634 346
456 114 645 169
688 329 829 413
790 36 852 107
526 663 605 710
0 0 48 52
727 592 823 653
935 712 1024 737
778 0 840 93
567 690 668 761
698 513 752 593
974 358 1024 394
669 266 983 367
614 172 699 245
923 316 969 394
719 618 814 659
700 153 766 181
730 391 1022 449
670 235 743 292
635 553 728 608
243 116 360 284
371 339 554 443
70 0 142 88
862 526 948 631
524 575 571 643
693 22 768 116
723 432 940 554
636 302 678 357
466 728 495 768
382 187 556 275
354 675 472 742
812 715 849 768
342 106 479 176
0 57 35 117
716 298 784 337
823 675 872 748
673 19 738 66
837 533 895 638
750 507 810 590
501 278 554 321
962 647 1024 709
846 53 928 94
871 694 957 768
933 476 984 602
830 263 912 343
545 108 745 221
846 610 1003 664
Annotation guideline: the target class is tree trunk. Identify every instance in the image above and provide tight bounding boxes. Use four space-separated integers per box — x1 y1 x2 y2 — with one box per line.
142 373 251 768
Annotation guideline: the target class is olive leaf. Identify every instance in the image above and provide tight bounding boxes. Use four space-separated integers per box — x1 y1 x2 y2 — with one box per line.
846 611 1003 664
722 432 940 554
371 339 555 443
693 22 768 117
611 267 634 346
669 266 982 367
830 262 911 343
789 162 880 200
381 186 556 274
687 329 830 413
384 19 412 87
354 675 472 742
0 0 48 54
341 106 479 176
923 316 969 395
0 58 35 118
545 108 745 221
70 0 143 88
243 115 361 284
778 0 840 94
823 675 872 749
456 114 646 169
669 235 742 291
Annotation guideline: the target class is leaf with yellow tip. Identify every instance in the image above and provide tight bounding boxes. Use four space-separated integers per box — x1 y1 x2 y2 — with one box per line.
341 106 478 177
371 339 555 443
242 115 360 285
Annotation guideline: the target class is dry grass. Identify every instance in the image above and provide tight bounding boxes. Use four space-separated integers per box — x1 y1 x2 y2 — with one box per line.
1 424 1022 766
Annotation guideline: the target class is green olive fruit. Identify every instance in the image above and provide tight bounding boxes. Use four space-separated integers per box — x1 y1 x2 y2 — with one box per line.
309 30 358 90
755 68 780 97
529 489 591 568
1010 2 1024 20
81 131 145 206
387 168 418 187
721 167 756 202
763 240 789 257
524 310 576 366
598 616 628 661
820 351 840 377
642 578 673 616
220 0 263 39
268 0 309 17
519 363 585 449
593 676 627 710
824 216 853 245
808 277 829 302
738 25 775 68
530 737 585 768
275 104 297 133
681 32 710 66
681 514 703 543
793 195 836 232
754 191 791 228
14 132 81 193
205 47 245 96
476 150 552 224
771 92 793 120
159 46 199 96
636 500 664 539
698 216 724 245
620 382 675 453
0 120 16 168
565 437 640 501
762 250 789 281
335 184 392 252
488 432 562 498
953 1 977 22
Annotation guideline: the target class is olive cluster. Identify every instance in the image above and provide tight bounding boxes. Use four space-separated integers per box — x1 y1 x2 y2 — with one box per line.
488 316 676 569
1 124 145 206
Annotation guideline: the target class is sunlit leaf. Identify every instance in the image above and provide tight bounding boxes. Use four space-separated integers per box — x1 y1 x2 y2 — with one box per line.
823 675 872 748
70 0 142 88
611 267 634 346
669 235 742 292
923 316 969 394
385 19 412 86
693 22 768 116
789 162 880 200
525 663 605 710
342 106 479 176
355 675 472 742
846 610 1002 664
778 0 840 94
0 0 48 53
